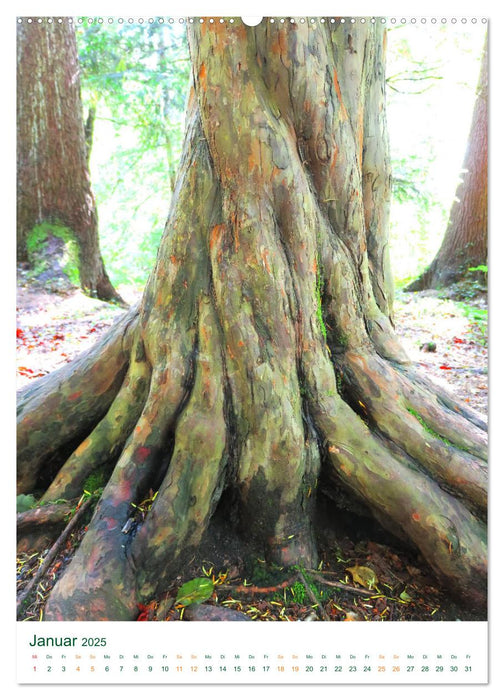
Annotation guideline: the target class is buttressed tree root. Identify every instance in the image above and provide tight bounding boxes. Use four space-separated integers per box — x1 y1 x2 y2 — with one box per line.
17 19 487 620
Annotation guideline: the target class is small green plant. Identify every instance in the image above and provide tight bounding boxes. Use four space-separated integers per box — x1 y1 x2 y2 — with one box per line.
26 221 80 286
293 565 331 603
457 302 487 347
407 406 449 443
249 559 286 587
407 407 472 453
468 264 488 274
16 493 37 513
83 467 108 495
290 580 307 605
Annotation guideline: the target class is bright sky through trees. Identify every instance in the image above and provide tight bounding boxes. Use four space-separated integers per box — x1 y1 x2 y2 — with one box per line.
77 19 486 291
386 22 486 282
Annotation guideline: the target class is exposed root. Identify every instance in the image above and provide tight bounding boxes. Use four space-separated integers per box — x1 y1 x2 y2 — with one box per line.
298 347 486 610
41 335 151 503
337 352 487 513
320 416 486 610
17 498 94 618
43 350 195 620
398 364 488 432
17 502 74 533
17 306 138 494
133 295 228 600
17 501 77 553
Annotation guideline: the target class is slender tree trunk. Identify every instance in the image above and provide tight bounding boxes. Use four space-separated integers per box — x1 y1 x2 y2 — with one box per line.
17 18 123 304
407 32 488 291
158 28 178 193
17 19 487 621
84 105 97 167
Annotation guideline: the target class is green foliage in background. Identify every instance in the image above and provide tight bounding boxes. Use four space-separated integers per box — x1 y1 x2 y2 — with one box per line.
76 20 190 289
386 24 486 287
457 303 487 347
73 21 485 294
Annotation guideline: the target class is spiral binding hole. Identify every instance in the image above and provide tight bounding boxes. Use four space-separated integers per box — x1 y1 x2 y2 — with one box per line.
16 16 488 25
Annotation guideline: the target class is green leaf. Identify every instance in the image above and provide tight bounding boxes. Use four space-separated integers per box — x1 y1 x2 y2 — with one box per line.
400 589 413 603
175 577 214 607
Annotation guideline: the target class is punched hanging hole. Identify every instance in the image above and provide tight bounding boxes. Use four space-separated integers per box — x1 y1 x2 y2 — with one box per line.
241 16 263 26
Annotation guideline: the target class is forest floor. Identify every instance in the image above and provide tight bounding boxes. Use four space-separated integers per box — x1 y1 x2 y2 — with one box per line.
16 274 488 623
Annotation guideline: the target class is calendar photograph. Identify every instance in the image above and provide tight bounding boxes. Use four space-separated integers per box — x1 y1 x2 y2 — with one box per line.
15 6 489 686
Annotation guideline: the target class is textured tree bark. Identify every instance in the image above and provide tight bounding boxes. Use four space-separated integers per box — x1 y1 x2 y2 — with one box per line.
17 18 487 621
406 32 488 291
17 18 123 303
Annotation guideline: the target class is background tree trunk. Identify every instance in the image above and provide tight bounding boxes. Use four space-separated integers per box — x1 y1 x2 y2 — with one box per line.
406 32 488 291
17 18 123 303
17 18 487 621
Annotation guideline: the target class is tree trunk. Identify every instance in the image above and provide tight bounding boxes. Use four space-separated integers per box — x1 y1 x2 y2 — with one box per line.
17 18 123 304
84 105 97 167
17 18 487 621
158 27 179 193
406 32 488 291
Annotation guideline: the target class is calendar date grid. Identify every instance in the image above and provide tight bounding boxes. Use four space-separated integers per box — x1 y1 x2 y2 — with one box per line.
27 649 477 680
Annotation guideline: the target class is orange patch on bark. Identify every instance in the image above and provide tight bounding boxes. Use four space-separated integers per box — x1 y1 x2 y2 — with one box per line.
69 391 82 401
339 462 353 477
330 144 339 170
231 212 240 252
210 223 225 250
271 28 288 58
412 512 421 522
248 139 262 173
332 69 348 121
200 324 210 344
198 62 207 92
75 437 91 456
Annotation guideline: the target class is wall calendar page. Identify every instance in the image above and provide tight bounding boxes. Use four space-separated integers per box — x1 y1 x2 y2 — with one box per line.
17 621 487 683
13 2 493 693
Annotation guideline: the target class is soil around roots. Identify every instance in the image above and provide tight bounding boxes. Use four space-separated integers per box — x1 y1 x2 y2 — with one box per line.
16 280 487 623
